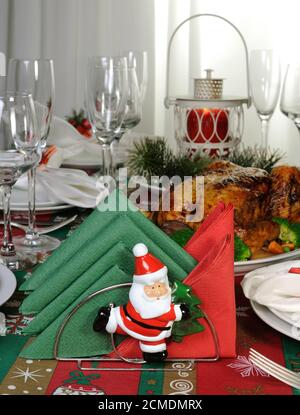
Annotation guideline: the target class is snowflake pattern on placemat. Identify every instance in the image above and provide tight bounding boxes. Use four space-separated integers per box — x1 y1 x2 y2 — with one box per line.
5 314 34 335
227 355 270 377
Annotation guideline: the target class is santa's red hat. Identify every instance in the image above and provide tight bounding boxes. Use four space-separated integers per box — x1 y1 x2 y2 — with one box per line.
132 243 167 284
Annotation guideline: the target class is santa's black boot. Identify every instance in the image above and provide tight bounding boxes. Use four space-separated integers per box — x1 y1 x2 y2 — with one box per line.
143 350 168 363
93 306 111 332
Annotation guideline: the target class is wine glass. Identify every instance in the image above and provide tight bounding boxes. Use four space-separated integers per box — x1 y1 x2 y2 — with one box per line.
7 58 60 253
280 64 300 133
249 50 281 148
85 56 128 177
113 66 142 141
125 50 148 102
112 51 147 168
0 93 40 270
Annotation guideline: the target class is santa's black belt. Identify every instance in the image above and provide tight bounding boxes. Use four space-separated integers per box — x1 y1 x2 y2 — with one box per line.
123 305 171 332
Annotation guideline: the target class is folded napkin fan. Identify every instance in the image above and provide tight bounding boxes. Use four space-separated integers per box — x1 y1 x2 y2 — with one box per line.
241 260 300 327
46 116 145 168
20 190 197 314
20 201 236 359
20 265 131 359
109 202 236 359
46 115 102 168
11 166 107 209
22 241 134 335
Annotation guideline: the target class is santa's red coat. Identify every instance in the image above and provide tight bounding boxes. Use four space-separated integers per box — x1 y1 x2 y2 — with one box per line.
115 301 178 340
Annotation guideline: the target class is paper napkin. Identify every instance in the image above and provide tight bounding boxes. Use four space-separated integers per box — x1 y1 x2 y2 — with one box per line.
22 242 134 335
184 202 234 260
20 265 131 359
20 190 197 314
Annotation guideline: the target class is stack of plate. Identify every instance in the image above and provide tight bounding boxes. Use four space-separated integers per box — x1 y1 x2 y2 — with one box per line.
251 300 300 341
242 262 300 341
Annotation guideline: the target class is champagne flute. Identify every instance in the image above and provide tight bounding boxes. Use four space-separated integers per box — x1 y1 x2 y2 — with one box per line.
280 64 300 133
113 66 142 141
249 50 281 148
0 93 40 270
112 51 147 168
85 56 128 177
7 58 60 253
125 50 148 102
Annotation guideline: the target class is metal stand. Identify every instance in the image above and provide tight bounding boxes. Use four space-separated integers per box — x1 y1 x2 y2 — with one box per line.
54 283 220 372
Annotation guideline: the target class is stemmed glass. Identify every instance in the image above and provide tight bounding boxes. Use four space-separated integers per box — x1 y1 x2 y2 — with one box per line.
280 64 300 133
112 51 147 168
7 59 60 252
249 50 281 148
86 56 128 177
125 51 148 102
113 66 142 141
0 94 40 270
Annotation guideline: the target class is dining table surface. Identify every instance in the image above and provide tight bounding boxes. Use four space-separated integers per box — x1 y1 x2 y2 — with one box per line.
0 208 299 396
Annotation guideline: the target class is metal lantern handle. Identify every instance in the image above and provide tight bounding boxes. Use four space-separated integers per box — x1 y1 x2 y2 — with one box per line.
164 13 251 109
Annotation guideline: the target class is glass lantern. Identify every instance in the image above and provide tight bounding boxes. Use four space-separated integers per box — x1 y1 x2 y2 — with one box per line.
164 14 251 158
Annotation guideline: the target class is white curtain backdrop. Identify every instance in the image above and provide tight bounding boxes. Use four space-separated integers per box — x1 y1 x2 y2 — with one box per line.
1 0 300 163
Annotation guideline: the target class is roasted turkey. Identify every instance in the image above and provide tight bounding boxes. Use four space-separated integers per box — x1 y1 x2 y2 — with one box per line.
156 161 300 257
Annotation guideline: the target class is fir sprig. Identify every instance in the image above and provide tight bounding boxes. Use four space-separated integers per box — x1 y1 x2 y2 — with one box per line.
228 145 284 173
127 137 211 180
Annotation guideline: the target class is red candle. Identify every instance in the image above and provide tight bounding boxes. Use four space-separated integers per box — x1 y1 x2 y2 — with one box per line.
186 108 229 157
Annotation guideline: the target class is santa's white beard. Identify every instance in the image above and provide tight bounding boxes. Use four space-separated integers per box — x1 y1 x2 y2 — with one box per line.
129 282 172 319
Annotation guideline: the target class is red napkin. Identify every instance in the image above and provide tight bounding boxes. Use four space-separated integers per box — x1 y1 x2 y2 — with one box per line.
109 202 236 359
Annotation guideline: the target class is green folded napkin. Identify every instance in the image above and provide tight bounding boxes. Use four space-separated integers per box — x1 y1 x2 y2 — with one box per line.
20 190 196 292
19 203 117 292
20 265 131 359
22 242 134 335
20 193 196 315
21 215 191 314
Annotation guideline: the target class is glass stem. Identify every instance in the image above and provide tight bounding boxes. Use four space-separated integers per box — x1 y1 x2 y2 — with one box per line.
0 185 16 257
259 115 271 149
26 166 39 243
102 143 114 177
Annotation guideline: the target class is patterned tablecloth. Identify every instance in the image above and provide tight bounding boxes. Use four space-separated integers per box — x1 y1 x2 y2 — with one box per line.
0 214 299 396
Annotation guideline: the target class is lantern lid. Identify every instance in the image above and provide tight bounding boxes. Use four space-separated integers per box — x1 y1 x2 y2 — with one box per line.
172 95 249 108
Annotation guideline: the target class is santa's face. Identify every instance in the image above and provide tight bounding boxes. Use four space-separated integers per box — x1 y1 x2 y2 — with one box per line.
144 281 169 300
129 275 172 319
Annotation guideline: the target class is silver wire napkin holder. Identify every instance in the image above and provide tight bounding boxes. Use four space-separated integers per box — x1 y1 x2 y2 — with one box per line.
54 283 220 372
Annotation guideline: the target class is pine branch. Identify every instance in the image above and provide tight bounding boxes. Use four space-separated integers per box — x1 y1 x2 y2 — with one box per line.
127 137 212 180
228 145 284 173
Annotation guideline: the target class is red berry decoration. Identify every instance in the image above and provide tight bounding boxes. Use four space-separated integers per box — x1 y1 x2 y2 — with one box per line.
66 109 92 139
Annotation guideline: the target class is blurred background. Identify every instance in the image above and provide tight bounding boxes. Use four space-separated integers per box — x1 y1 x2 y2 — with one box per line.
0 0 299 163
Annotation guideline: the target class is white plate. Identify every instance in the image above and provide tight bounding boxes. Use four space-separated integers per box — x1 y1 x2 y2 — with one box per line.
0 264 17 306
9 203 74 213
234 248 300 276
251 300 300 341
269 307 300 328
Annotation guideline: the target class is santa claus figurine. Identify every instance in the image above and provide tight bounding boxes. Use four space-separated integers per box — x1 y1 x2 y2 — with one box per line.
93 243 190 362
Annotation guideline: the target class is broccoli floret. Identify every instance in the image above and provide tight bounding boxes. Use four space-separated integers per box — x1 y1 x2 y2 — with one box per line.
272 218 300 248
169 228 195 247
234 235 251 261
